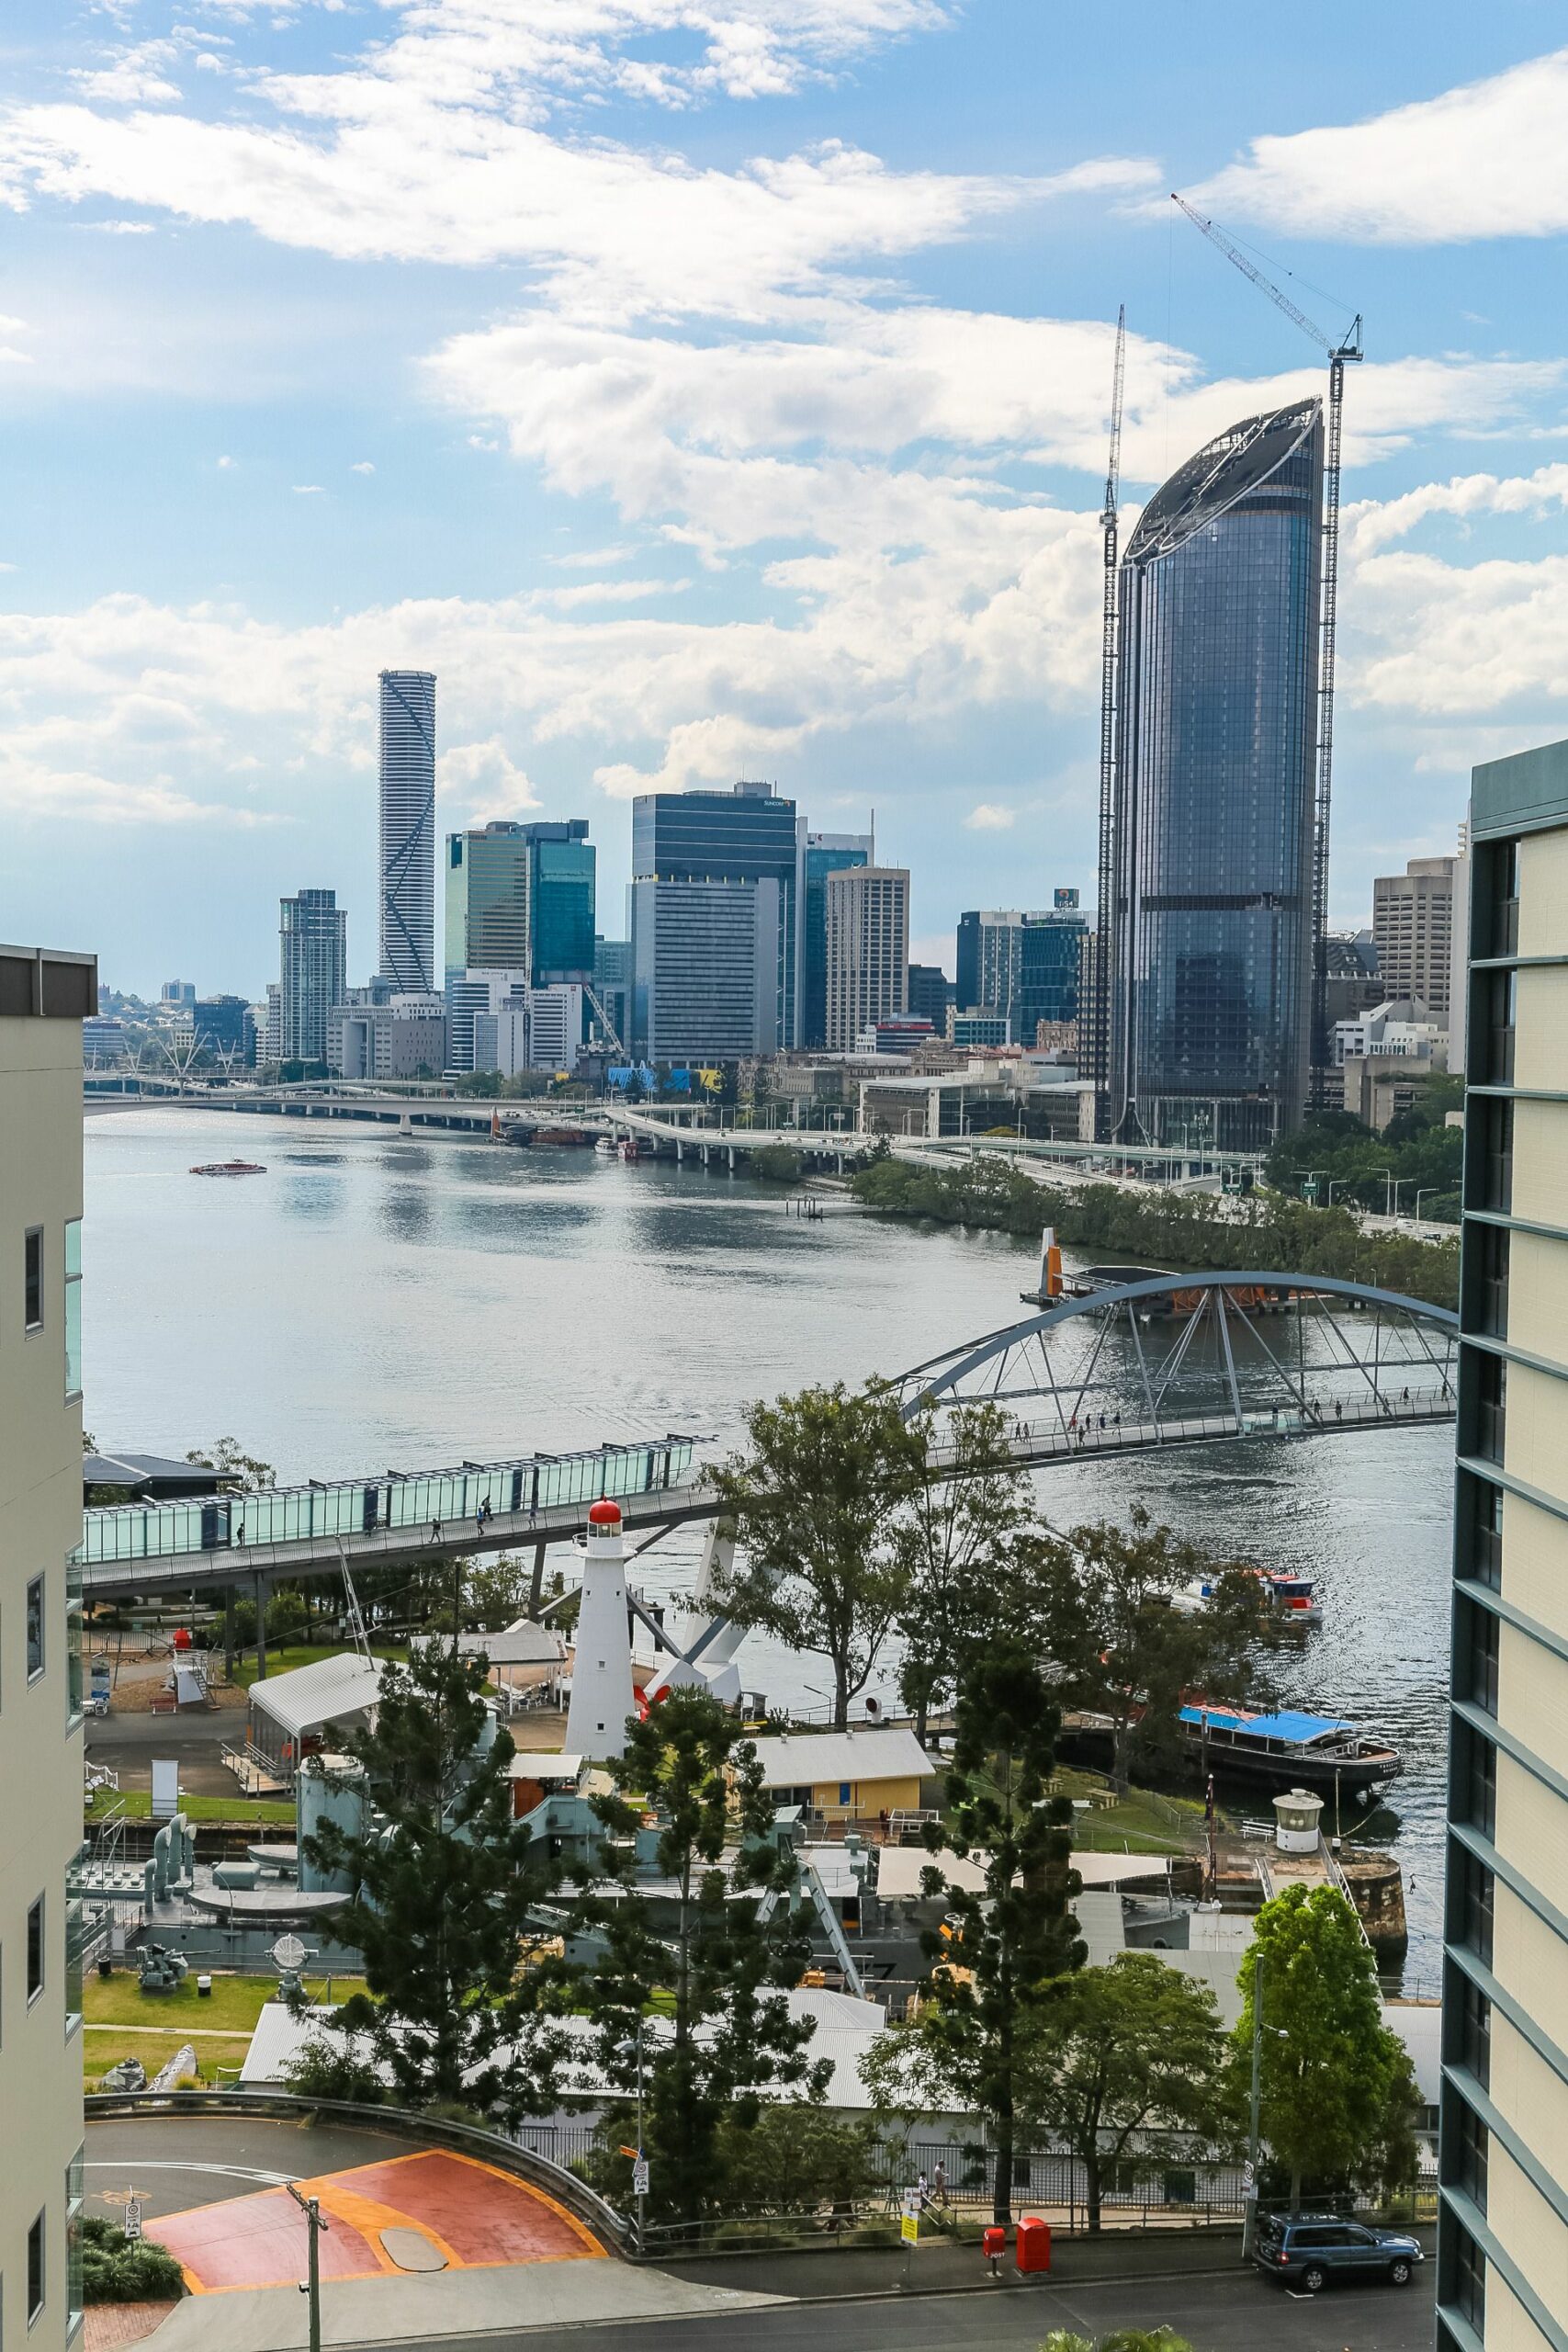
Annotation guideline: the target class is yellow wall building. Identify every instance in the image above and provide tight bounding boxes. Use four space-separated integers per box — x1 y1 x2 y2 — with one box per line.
747 1727 938 1827
0 944 93 2349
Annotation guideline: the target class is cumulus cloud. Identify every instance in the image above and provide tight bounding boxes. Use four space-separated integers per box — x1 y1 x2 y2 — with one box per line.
1186 47 1568 244
349 459 375 473
436 735 540 824
964 802 1014 831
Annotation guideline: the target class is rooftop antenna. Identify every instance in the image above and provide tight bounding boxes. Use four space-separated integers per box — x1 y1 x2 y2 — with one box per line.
1171 194 1362 1075
1093 303 1126 1139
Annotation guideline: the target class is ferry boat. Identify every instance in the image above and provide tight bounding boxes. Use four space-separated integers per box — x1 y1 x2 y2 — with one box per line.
595 1136 618 1157
618 1135 654 1161
1179 1703 1401 1798
1171 1567 1322 1627
190 1159 266 1177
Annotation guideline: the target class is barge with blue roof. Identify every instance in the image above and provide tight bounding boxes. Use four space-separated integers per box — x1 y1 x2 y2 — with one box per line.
1179 1702 1402 1799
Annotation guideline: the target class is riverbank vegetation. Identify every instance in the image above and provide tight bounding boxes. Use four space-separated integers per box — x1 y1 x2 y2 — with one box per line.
850 1151 1458 1311
1263 1082 1464 1217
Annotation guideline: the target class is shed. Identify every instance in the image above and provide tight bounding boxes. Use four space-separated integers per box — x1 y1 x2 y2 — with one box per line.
746 1727 940 1826
457 1621 564 1695
246 1653 386 1773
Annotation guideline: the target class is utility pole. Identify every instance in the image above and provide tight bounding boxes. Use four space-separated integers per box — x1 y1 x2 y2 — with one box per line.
1244 1951 1264 2261
286 2182 329 2352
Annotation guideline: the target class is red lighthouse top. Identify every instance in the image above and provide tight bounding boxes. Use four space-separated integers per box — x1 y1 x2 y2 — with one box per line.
587 1499 623 1527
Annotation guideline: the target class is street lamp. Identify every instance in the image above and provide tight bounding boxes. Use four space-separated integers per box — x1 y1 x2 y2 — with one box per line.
1367 1167 1392 1217
285 2182 330 2352
1414 1186 1440 1226
1326 1178 1352 1207
1389 1177 1412 1219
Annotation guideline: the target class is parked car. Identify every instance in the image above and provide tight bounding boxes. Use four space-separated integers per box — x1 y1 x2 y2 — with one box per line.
1254 2211 1424 2292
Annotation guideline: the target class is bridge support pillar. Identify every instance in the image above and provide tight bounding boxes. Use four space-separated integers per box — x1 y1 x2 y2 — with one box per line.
253 1573 268 1680
223 1586 235 1685
702 1144 709 1168
528 1540 547 1622
728 1146 735 1172
676 1140 682 1163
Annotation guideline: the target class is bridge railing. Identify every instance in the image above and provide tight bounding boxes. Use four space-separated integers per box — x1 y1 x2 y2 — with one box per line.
73 1439 696 1566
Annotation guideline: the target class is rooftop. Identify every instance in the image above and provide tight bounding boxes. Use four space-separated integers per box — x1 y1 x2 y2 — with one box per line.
248 1651 387 1738
746 1727 939 1787
0 944 98 1020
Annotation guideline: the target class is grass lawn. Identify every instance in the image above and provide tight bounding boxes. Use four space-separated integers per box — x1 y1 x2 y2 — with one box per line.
85 1790 296 1826
83 2029 258 2090
85 1973 358 2033
229 1642 405 1693
1054 1767 1210 1857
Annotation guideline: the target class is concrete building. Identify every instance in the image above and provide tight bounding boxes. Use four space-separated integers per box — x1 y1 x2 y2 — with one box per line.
629 784 799 1062
262 983 282 1068
278 889 346 1068
378 670 437 994
0 941 94 2351
1450 825 1472 1074
328 994 446 1080
445 968 530 1076
956 908 1085 1046
1374 854 1456 1029
800 831 873 1049
1332 1000 1446 1067
80 1017 128 1069
858 1064 1096 1143
825 866 908 1053
446 820 595 991
1438 735 1568 2352
489 986 582 1076
906 963 953 1034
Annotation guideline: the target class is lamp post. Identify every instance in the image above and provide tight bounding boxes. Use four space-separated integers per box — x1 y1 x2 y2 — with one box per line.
1415 1186 1439 1226
1368 1167 1392 1217
1390 1177 1412 1219
286 2182 329 2352
616 2024 648 2253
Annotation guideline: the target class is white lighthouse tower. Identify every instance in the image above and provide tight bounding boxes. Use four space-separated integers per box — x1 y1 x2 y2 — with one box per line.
564 1498 637 1761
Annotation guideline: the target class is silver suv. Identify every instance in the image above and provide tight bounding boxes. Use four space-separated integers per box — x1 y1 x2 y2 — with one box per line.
1253 2211 1424 2293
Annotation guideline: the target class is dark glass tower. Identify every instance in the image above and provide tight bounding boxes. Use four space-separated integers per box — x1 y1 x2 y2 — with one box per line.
1110 400 1323 1150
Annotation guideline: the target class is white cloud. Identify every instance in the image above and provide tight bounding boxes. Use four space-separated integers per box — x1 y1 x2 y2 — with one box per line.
1186 47 1568 244
964 802 1013 831
291 482 324 493
86 217 155 233
72 43 183 106
349 459 375 473
217 454 236 469
435 735 540 825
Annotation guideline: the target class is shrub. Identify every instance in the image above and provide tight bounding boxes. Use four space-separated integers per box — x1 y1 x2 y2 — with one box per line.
280 2032 385 2105
80 2216 186 2305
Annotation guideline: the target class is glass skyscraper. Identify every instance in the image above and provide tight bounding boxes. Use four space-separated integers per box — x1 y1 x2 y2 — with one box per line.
629 785 799 1061
279 888 346 1067
1109 399 1323 1150
801 833 872 1048
378 670 437 994
957 908 1086 1044
446 820 595 987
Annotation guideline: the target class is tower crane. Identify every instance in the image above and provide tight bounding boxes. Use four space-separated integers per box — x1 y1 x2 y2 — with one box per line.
1093 302 1126 1130
1171 193 1362 1072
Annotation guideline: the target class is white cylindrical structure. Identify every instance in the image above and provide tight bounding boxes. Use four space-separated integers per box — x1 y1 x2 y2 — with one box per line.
1273 1786 1324 1855
564 1500 637 1760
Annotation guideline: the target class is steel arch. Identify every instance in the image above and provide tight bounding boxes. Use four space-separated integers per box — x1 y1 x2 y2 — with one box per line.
893 1271 1458 1413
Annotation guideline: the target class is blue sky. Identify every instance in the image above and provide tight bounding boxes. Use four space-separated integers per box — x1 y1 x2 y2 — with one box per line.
6 1 1568 994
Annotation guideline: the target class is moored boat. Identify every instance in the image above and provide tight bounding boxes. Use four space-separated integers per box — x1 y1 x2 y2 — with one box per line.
1170 1566 1322 1627
190 1159 266 1177
1179 1702 1401 1799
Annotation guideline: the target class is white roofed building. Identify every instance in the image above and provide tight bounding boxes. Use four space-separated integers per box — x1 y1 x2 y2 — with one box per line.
245 1652 387 1776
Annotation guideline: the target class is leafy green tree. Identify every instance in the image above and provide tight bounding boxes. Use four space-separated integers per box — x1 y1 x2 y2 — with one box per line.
750 1142 806 1185
1235 1885 1416 2209
861 1644 1082 2224
714 1381 927 1728
1019 1955 1235 2231
186 1438 276 1490
1021 1506 1276 1785
568 1690 829 2223
464 1555 532 1631
891 1402 1035 1741
300 1639 562 2126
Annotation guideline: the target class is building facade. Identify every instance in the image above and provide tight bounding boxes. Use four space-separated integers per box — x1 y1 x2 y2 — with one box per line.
191 995 254 1068
1108 400 1323 1151
0 941 93 2352
1438 735 1568 2352
592 937 630 1055
328 994 446 1081
825 866 909 1053
957 909 1085 1044
378 669 437 993
801 832 873 1049
278 889 346 1068
629 785 799 1061
1374 854 1456 1027
445 968 530 1075
445 820 595 991
907 963 953 1034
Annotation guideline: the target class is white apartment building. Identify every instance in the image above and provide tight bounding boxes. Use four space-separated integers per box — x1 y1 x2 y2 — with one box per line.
824 866 909 1054
328 994 446 1081
1373 854 1456 1026
0 944 93 2350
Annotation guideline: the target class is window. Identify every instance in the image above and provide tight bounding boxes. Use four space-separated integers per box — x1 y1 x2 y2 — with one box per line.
1471 1224 1509 1340
1447 1970 1492 2090
67 2146 85 2336
1468 1476 1504 1591
24 1225 43 1331
65 1557 83 1729
28 2209 44 2324
1477 969 1516 1085
1450 1846 1495 1969
1463 1602 1501 1717
27 1894 44 2001
1483 838 1520 959
26 1573 43 1681
1473 1354 1506 1465
1450 2098 1489 2211
1472 1097 1513 1214
1447 2220 1486 2331
1456 1725 1496 1839
64 1218 82 1399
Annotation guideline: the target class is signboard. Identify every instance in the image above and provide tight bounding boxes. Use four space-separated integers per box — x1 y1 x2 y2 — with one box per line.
150 1758 180 1822
900 2212 919 2245
632 2159 649 2199
123 2197 143 2243
1054 888 1080 910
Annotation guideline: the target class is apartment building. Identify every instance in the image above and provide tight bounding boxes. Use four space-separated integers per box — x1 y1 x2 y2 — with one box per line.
0 944 93 2350
1374 854 1455 1025
825 866 909 1053
1439 741 1568 2351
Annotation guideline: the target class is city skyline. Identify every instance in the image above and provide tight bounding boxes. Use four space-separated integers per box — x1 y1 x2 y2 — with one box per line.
6 6 1568 988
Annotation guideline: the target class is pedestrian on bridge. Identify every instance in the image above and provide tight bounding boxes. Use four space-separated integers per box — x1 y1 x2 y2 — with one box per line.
431 1515 443 1545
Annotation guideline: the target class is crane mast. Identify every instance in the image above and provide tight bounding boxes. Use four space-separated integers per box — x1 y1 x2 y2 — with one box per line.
1170 194 1362 1077
1092 304 1125 1133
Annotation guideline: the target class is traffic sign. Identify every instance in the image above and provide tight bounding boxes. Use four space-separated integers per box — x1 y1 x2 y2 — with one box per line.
632 2159 649 2199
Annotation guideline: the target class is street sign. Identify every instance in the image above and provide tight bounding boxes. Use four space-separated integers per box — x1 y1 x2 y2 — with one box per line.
632 2159 649 2199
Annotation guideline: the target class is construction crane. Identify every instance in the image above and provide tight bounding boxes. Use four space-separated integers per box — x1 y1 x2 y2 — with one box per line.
1171 193 1362 1070
1092 303 1126 1132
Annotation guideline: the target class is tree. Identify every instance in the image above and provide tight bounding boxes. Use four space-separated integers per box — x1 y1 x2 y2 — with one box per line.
300 1638 561 2125
714 1382 927 1728
1019 1955 1235 2231
567 1690 829 2224
861 1644 1082 2224
892 1402 1035 1742
186 1437 276 1490
1044 2334 1195 2352
464 1555 531 1631
1235 1885 1414 2209
1021 1507 1277 1785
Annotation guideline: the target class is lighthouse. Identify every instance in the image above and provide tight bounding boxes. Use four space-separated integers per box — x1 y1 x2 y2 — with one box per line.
564 1499 637 1761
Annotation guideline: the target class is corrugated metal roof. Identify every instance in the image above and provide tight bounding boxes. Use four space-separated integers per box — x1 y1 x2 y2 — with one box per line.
747 1728 938 1787
457 1623 562 1666
247 1652 386 1738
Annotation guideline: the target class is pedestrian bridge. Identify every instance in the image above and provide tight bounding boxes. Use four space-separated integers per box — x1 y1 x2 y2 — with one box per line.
74 1272 1457 1605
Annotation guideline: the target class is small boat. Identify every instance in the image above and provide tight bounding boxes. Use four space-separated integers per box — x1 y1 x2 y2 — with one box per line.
190 1159 266 1177
619 1135 653 1161
1179 1703 1401 1798
594 1136 617 1157
1171 1567 1322 1627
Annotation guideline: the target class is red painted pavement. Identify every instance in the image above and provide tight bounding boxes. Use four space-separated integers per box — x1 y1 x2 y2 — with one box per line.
150 2188 378 2291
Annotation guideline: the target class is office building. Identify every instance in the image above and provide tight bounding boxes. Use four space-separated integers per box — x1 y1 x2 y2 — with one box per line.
1450 826 1472 1072
159 980 195 1006
328 994 446 1082
1 940 94 2352
278 888 347 1068
1437 734 1568 2352
378 669 437 993
191 995 254 1068
1374 855 1456 1028
907 964 953 1035
81 1017 128 1069
956 909 1085 1045
592 938 630 1055
263 984 282 1067
630 784 799 1062
801 832 873 1049
1108 399 1323 1150
826 866 909 1053
487 986 584 1077
445 968 530 1075
446 820 595 989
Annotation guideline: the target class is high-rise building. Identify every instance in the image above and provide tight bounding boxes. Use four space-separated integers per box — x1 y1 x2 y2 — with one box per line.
279 888 347 1067
956 909 1085 1040
0 939 94 2352
825 866 909 1052
160 980 195 1005
906 963 953 1034
1108 400 1323 1150
191 995 254 1068
263 984 282 1067
328 994 446 1081
1373 854 1456 1026
445 820 595 990
592 937 630 1056
1439 734 1568 2352
378 670 437 993
801 832 873 1048
629 784 799 1061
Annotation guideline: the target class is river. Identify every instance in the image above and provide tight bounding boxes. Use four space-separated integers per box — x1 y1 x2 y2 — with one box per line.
81 1105 1453 1978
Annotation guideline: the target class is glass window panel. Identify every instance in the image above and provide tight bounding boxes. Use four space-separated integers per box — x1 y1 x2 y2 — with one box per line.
65 1555 84 1727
